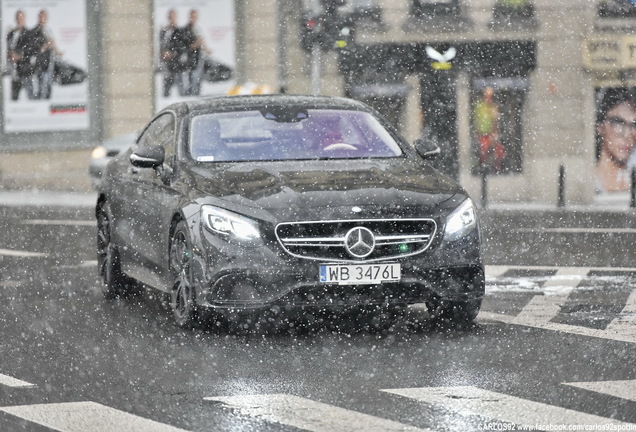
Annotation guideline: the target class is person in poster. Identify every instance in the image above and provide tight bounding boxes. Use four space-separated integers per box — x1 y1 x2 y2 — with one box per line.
153 0 235 111
2 0 89 132
595 87 636 194
181 9 209 96
31 9 59 100
6 9 28 101
159 8 185 97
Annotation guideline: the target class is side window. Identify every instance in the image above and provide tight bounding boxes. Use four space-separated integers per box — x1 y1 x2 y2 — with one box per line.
137 113 176 157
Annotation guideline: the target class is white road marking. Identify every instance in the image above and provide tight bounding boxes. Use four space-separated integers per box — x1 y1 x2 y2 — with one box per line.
0 374 36 388
543 267 589 288
481 266 636 344
564 380 636 402
485 265 509 277
382 386 634 427
0 402 187 432
205 393 429 432
517 227 636 234
511 289 573 326
0 248 48 258
485 265 636 277
22 220 95 227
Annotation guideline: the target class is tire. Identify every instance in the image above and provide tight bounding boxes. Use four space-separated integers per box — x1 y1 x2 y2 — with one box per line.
169 220 198 328
427 298 482 325
97 203 132 299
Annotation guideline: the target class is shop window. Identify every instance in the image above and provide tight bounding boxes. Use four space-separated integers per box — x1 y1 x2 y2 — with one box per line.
404 0 472 32
489 0 538 31
470 79 527 175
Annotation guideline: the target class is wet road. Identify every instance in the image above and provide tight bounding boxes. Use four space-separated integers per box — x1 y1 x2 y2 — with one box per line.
0 203 635 431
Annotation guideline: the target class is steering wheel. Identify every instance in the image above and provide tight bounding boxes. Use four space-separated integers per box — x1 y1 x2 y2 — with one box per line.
323 143 358 151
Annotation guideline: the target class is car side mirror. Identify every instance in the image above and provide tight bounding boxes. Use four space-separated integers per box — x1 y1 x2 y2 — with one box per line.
130 145 165 169
413 137 441 160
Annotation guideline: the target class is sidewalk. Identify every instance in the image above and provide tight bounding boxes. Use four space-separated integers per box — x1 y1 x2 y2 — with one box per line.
0 190 97 208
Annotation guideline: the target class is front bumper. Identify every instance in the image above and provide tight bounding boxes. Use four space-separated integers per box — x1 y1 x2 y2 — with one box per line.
191 225 484 312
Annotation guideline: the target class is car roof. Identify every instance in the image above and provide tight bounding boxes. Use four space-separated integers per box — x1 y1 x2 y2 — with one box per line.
161 94 374 117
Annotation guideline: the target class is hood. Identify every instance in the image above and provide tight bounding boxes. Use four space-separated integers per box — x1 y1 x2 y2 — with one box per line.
186 159 462 220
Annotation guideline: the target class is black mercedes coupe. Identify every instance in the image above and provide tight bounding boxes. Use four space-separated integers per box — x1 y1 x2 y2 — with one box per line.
96 94 484 329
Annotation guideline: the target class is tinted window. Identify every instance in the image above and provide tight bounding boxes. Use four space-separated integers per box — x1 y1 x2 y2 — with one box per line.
138 113 175 150
189 109 403 162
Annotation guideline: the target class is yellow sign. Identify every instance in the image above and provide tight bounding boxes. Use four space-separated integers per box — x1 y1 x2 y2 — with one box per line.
432 61 452 70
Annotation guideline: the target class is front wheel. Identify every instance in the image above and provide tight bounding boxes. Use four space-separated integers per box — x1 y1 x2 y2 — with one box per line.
169 220 198 328
97 203 133 299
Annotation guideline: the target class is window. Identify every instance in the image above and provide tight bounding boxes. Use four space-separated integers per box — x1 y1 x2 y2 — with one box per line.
189 109 403 162
489 0 538 31
598 0 636 18
137 113 176 158
348 0 386 30
404 0 471 32
470 79 527 175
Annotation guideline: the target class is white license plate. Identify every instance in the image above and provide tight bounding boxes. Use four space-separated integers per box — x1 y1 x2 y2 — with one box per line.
319 263 401 285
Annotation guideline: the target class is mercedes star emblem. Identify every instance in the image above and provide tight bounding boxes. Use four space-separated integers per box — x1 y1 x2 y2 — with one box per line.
344 227 375 258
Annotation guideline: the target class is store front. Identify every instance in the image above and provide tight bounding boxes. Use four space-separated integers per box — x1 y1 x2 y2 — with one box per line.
338 41 536 181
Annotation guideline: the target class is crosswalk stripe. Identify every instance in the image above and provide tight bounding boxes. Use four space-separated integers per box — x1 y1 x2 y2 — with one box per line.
0 374 36 388
382 386 634 427
511 289 572 326
0 248 48 258
21 220 95 227
205 394 429 432
543 267 589 288
564 380 636 402
0 402 188 432
482 266 636 344
480 307 636 344
485 265 636 277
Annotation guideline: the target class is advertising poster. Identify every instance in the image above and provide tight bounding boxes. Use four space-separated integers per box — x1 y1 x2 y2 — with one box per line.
153 0 236 111
2 0 89 132
470 79 527 175
594 87 636 195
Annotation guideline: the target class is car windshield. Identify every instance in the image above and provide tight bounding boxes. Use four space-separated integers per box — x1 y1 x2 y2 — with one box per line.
189 109 403 162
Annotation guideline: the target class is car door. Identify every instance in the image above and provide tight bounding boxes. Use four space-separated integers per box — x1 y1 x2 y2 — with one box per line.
119 113 176 280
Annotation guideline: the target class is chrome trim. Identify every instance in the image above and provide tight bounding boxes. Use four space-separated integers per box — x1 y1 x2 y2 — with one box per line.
275 217 437 263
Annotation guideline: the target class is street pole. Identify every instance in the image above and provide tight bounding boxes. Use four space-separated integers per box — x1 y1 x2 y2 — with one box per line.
311 42 322 95
277 0 288 93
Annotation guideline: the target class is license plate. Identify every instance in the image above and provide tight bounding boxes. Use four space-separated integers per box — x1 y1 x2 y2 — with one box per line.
319 263 401 285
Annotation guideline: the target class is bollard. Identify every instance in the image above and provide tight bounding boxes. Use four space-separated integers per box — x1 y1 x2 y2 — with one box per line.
557 164 565 207
631 167 636 208
481 169 488 208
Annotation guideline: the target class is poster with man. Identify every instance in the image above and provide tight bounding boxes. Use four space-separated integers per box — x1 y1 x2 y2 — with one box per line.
1 0 88 132
153 0 236 111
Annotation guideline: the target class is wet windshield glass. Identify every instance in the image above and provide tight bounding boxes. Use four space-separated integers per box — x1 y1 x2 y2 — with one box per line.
189 109 403 162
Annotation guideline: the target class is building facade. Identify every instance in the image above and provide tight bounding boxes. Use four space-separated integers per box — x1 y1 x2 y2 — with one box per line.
0 0 633 206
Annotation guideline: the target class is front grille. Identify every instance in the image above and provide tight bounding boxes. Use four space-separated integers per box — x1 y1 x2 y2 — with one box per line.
275 218 437 262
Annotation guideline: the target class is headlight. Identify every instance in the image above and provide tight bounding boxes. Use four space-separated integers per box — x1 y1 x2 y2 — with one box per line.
443 198 477 242
91 146 107 159
201 205 261 242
